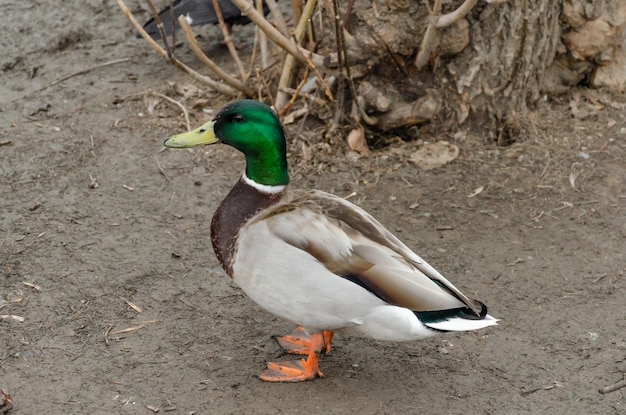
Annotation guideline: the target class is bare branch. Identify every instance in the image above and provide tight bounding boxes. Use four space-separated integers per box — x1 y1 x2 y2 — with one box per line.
117 0 238 96
436 0 478 28
212 0 247 79
414 0 443 70
256 0 269 69
178 16 255 96
296 46 327 67
275 0 319 109
415 0 478 69
35 58 131 92
291 0 303 28
149 91 191 130
229 0 312 67
265 0 290 37
145 0 171 55
118 0 174 60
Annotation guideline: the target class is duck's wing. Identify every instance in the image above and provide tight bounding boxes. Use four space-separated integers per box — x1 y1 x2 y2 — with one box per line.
143 0 244 39
258 190 485 316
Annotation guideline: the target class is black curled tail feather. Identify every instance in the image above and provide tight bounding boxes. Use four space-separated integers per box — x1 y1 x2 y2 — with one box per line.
414 299 489 326
466 300 489 319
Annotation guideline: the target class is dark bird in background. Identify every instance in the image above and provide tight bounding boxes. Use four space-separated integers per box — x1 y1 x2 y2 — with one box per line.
143 0 270 40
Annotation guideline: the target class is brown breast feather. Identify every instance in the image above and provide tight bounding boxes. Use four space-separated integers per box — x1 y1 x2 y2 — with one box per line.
210 178 283 276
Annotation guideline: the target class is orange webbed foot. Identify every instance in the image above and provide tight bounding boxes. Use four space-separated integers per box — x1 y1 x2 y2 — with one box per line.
259 357 324 382
276 326 334 355
259 332 326 382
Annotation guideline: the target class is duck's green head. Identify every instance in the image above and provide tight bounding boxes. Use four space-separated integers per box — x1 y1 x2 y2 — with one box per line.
164 100 289 186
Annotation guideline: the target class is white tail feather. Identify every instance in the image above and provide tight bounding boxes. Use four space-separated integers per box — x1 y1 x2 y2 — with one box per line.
425 314 499 332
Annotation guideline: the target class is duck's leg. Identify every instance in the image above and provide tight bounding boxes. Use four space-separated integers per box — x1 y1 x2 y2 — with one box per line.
259 332 325 382
276 326 334 355
322 330 334 354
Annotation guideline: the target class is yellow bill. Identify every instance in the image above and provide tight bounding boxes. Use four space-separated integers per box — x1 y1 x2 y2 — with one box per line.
164 120 218 148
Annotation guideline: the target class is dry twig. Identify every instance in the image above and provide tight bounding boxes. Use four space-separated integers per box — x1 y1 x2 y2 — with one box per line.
265 0 289 36
256 0 269 68
117 0 238 96
415 0 478 70
437 0 478 28
120 296 143 313
415 0 443 70
35 58 131 92
149 90 191 130
177 16 254 96
229 0 312 67
599 376 626 394
212 0 247 79
275 0 319 110
108 320 162 337
291 0 303 31
145 0 173 56
154 155 169 180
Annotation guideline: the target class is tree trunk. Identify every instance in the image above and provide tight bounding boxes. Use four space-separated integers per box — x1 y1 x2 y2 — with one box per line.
444 1 560 143
339 0 625 144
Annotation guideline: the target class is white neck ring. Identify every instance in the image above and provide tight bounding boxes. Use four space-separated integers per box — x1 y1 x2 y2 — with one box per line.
242 173 286 194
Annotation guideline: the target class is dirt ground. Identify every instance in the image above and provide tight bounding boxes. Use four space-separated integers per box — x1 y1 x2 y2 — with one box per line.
2 1 626 414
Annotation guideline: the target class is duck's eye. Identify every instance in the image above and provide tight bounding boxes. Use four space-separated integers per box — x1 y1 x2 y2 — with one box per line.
232 114 244 123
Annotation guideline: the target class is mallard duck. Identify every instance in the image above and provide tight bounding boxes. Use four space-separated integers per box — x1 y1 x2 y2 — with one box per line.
164 100 498 382
143 0 270 40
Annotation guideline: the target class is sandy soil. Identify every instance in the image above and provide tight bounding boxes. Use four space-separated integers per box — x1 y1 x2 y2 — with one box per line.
2 1 626 414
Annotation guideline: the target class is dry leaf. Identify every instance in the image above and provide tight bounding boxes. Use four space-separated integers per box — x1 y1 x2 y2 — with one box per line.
282 107 308 125
22 281 42 291
569 171 580 189
410 141 460 170
468 186 485 198
347 125 370 156
1 315 25 323
89 174 99 189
